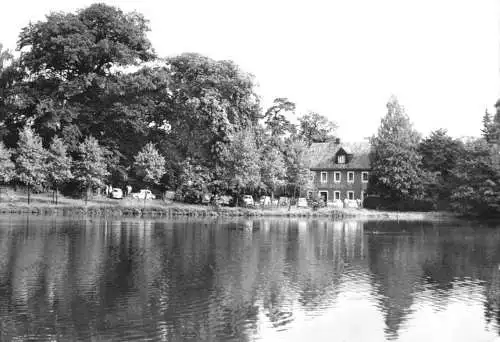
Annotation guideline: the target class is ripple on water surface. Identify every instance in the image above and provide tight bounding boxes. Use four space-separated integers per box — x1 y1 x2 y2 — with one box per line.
0 217 499 341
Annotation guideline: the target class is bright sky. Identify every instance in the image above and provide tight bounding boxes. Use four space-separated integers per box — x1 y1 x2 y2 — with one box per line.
1 0 499 142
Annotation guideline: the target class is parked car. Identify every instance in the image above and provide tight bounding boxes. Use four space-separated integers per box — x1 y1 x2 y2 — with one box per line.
110 188 123 199
260 196 271 206
297 197 308 208
201 193 212 205
132 189 156 200
217 195 233 206
242 195 254 206
278 197 290 206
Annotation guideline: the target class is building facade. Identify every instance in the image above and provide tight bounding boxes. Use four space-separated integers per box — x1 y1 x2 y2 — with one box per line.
305 140 371 203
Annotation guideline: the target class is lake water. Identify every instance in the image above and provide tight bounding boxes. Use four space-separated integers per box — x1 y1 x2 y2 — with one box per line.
0 217 499 342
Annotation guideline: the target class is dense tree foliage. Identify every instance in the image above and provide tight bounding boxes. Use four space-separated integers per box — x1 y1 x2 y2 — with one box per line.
163 53 260 166
46 137 73 204
73 136 109 202
284 140 313 197
260 145 287 200
133 142 166 186
449 140 500 216
297 111 337 146
4 4 160 170
369 97 433 205
0 142 15 185
15 125 48 203
219 129 261 199
418 129 465 208
0 3 499 217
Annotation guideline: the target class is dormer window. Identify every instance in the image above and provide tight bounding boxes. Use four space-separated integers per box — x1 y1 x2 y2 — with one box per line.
337 155 345 164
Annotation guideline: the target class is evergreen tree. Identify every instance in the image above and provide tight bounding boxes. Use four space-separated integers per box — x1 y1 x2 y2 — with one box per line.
73 136 109 203
47 137 73 204
482 110 494 142
262 97 296 137
133 142 166 187
369 97 432 206
15 125 48 204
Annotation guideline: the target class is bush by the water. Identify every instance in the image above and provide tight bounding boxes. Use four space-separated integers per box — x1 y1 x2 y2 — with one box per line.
363 196 435 212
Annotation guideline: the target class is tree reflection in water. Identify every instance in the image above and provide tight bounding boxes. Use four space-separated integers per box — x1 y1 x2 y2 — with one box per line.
0 217 498 341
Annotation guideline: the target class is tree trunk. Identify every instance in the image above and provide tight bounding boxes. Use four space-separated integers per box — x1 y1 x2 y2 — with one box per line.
85 186 90 205
55 186 59 205
27 184 31 205
288 184 296 211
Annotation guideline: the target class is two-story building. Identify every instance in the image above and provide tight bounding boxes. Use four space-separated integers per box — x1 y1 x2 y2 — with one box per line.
305 139 371 204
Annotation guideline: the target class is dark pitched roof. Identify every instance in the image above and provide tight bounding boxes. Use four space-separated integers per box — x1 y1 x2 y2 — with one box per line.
305 141 371 170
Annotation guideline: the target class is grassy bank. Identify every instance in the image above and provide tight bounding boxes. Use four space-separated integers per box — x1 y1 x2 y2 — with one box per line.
0 191 459 221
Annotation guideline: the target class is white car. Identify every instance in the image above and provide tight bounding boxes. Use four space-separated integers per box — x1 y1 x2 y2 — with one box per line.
111 188 123 199
132 189 156 200
297 197 308 208
242 195 254 206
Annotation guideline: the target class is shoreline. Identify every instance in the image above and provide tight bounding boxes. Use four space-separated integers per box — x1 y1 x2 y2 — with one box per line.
0 199 459 221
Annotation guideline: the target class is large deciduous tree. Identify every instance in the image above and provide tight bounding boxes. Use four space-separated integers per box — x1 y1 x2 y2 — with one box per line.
6 4 161 169
15 125 48 204
73 136 109 203
297 111 337 146
164 53 260 168
369 97 432 205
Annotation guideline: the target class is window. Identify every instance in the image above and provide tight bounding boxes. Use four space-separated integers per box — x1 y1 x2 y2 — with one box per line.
334 172 341 183
362 171 369 183
347 191 354 200
307 191 313 199
319 191 328 202
347 171 354 183
334 191 341 200
320 172 328 183
337 155 345 164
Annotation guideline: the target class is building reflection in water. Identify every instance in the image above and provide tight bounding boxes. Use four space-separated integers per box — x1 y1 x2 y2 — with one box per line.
0 217 498 341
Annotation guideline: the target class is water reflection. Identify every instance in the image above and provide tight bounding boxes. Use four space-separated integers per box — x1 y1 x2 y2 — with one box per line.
0 217 498 341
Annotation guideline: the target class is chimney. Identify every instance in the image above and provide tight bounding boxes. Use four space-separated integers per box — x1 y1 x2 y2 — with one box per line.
335 138 341 144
